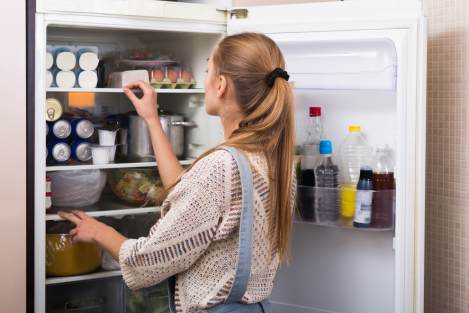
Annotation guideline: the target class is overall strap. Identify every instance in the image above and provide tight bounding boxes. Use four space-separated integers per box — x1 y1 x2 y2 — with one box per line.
218 147 254 304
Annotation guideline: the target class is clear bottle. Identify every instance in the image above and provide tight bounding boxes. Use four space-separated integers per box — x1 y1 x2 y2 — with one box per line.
371 146 396 228
314 140 339 224
339 125 372 185
353 167 374 228
301 106 322 186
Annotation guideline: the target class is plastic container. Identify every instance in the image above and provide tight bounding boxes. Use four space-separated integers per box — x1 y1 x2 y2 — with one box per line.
339 125 373 185
98 128 118 146
54 48 76 71
91 145 116 164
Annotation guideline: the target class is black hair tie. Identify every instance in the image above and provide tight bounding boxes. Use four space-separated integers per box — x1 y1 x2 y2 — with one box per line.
265 67 290 87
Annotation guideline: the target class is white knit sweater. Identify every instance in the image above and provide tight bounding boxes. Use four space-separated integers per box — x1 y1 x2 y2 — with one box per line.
119 149 294 313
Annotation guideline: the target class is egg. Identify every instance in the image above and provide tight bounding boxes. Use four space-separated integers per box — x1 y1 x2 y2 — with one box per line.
167 69 178 83
152 69 165 82
181 70 193 82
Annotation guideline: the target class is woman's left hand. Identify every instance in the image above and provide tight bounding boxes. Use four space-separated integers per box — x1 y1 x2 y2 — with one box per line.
58 210 107 243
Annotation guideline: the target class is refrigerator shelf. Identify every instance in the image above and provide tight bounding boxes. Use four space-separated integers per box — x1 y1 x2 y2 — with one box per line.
46 270 122 285
46 87 205 94
46 159 193 171
46 206 161 221
293 219 394 232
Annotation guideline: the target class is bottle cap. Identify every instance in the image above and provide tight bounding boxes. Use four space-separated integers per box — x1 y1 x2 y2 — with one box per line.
309 107 321 117
359 166 373 180
348 125 361 133
319 140 333 154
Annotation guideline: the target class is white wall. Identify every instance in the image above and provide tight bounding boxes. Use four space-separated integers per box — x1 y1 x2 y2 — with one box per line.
0 1 26 312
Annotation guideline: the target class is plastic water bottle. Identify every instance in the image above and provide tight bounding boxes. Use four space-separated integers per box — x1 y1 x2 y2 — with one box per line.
339 125 373 185
314 140 339 224
301 106 322 186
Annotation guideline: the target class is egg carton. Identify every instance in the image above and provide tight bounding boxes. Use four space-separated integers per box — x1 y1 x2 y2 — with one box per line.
151 78 196 89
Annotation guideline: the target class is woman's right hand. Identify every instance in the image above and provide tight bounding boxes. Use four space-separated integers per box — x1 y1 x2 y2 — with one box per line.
124 80 159 125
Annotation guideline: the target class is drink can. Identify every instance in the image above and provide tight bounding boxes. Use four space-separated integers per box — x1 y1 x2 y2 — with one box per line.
47 140 71 163
71 118 95 139
52 119 72 139
71 140 92 162
46 98 63 122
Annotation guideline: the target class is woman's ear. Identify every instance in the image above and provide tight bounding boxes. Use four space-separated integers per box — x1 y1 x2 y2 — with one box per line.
216 74 228 98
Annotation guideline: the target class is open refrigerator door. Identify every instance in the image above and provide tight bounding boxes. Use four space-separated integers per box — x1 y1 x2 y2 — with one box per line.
227 2 426 313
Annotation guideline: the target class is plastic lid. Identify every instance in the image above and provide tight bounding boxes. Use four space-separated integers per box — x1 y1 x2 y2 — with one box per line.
348 125 361 133
309 107 321 117
319 140 333 154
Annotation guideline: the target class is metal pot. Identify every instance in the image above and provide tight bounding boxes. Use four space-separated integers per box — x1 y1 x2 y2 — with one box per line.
159 114 196 158
128 113 196 161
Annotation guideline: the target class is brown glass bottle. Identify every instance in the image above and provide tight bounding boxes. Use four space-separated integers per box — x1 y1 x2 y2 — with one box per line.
370 172 395 228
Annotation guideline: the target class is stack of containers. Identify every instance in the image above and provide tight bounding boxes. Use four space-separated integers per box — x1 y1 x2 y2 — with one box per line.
46 45 100 88
91 128 119 165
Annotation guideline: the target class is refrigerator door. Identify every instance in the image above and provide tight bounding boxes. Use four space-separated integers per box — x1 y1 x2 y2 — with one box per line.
227 3 426 313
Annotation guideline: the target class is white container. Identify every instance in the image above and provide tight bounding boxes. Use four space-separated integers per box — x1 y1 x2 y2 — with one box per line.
91 145 117 164
77 70 98 88
46 52 54 70
77 49 99 71
46 70 54 88
55 48 76 71
98 129 118 146
55 70 76 88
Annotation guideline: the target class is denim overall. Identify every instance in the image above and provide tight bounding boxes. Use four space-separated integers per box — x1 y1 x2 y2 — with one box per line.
168 147 275 313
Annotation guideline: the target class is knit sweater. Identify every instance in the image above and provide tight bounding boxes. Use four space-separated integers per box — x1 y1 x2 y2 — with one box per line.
119 149 295 313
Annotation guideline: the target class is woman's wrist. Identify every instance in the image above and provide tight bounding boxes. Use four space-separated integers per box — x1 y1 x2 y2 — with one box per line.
145 116 161 128
94 223 114 244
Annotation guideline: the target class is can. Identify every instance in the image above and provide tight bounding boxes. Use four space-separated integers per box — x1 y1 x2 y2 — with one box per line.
52 119 72 139
71 118 95 139
47 141 71 163
71 140 92 162
46 98 63 122
46 176 52 211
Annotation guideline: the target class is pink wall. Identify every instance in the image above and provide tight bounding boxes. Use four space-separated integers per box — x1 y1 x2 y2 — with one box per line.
0 1 26 312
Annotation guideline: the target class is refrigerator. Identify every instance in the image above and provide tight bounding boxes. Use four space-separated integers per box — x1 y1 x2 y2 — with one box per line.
28 1 427 313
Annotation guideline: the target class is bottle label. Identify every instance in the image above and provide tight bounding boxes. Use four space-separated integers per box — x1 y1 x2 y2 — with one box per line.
354 190 373 224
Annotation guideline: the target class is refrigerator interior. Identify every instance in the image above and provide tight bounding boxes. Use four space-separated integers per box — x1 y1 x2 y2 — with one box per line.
268 33 399 313
41 23 404 313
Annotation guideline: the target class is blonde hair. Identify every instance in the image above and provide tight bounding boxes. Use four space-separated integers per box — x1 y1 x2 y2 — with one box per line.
184 32 295 262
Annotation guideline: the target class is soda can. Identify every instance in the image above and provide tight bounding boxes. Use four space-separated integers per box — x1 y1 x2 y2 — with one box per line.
47 140 71 163
51 119 72 139
71 140 92 162
71 118 95 139
46 98 63 122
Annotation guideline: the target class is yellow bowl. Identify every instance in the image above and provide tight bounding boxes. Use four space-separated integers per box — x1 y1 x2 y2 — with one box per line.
46 234 101 276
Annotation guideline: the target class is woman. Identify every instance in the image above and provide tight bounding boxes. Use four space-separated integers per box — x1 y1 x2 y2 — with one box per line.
59 32 296 313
